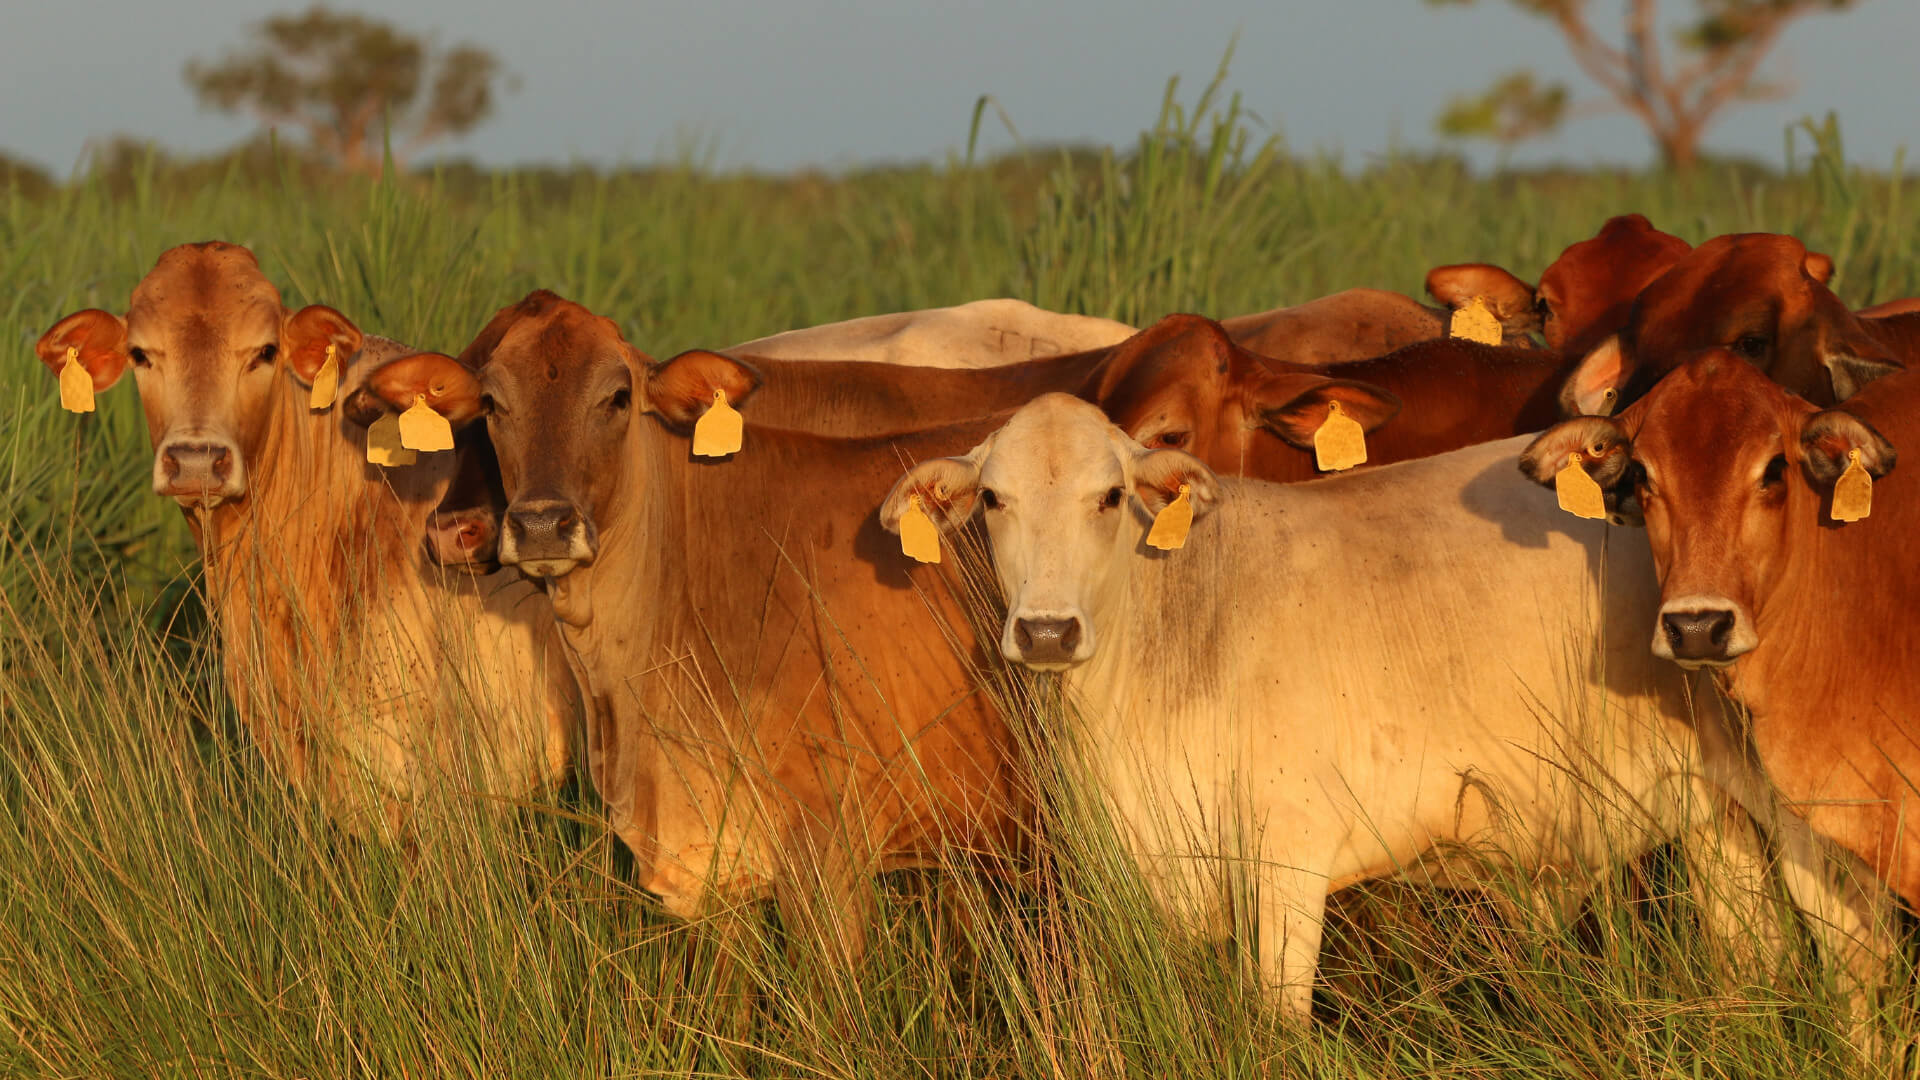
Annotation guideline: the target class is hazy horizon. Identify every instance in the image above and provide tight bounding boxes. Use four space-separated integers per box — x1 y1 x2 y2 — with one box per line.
7 1 1915 177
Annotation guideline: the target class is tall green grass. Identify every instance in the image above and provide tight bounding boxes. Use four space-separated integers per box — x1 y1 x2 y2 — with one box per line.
3 80 1915 1076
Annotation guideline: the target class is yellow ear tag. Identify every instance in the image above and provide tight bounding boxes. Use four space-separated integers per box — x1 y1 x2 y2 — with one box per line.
308 343 339 410
366 410 417 467
1554 451 1607 520
398 394 455 452
1597 387 1619 417
1832 448 1873 523
1146 484 1193 551
59 346 95 413
692 388 743 457
1313 400 1368 472
1449 296 1503 346
899 494 942 564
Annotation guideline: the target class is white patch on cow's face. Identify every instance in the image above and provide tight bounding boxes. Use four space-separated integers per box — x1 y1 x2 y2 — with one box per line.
973 395 1148 671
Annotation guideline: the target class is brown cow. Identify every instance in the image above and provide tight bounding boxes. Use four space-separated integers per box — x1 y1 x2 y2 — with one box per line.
359 296 1026 951
36 243 577 830
1426 213 1693 358
1559 233 1907 415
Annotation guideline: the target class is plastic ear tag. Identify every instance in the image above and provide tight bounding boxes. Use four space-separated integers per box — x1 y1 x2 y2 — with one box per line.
366 411 417 467
1554 452 1607 520
899 494 942 564
398 394 455 452
692 388 743 457
1313 400 1368 472
1597 388 1618 417
1449 296 1502 346
59 346 95 413
1146 484 1193 551
308 344 339 410
1832 448 1873 523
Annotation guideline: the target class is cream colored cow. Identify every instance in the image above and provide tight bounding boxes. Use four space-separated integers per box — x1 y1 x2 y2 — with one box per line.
726 298 1137 368
881 393 1888 1024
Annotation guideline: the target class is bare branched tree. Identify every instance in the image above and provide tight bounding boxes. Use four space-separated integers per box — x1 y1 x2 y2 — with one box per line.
185 6 508 175
1430 0 1858 169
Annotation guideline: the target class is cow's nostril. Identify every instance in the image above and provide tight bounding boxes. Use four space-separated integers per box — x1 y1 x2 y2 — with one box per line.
1014 621 1034 653
1706 611 1733 648
1060 619 1082 654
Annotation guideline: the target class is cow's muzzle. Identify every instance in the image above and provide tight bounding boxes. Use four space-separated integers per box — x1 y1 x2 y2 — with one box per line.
501 497 596 578
1653 596 1755 668
155 435 246 507
1003 613 1091 671
427 506 499 568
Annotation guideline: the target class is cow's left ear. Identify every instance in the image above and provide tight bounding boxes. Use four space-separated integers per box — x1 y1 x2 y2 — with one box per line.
1520 417 1642 523
1560 334 1630 416
1803 250 1835 286
1801 409 1896 487
880 450 987 534
1131 448 1222 520
644 349 763 430
1822 344 1903 402
36 309 131 391
1254 375 1402 450
1425 263 1538 334
283 305 364 385
355 352 485 429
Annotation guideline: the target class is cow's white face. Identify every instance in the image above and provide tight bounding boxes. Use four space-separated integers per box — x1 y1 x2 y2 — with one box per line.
881 393 1220 671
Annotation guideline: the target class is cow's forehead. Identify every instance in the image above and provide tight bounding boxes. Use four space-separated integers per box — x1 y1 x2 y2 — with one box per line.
1632 358 1796 465
982 395 1128 487
125 244 283 347
490 304 628 380
1545 217 1687 290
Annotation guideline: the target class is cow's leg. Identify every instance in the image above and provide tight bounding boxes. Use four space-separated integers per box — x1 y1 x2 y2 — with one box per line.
1675 796 1795 978
1768 809 1902 1055
1255 861 1331 1021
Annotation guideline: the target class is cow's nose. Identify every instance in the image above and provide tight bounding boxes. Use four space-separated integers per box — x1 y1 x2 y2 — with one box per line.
158 439 243 503
503 498 592 575
1014 617 1083 666
507 500 575 543
1662 609 1736 662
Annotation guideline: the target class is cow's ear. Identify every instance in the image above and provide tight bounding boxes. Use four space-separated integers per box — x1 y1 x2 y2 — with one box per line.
644 349 763 430
1132 448 1222 521
1425 263 1537 332
1803 251 1835 286
36 309 131 391
1254 375 1401 450
1560 334 1630 416
1823 346 1903 402
1520 416 1636 492
880 454 985 534
357 352 484 429
283 305 364 385
1801 410 1895 488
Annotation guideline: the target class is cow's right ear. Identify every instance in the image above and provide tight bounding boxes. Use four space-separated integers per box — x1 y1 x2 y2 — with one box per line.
1253 375 1402 450
1520 417 1637 497
36 310 131 391
1559 334 1631 416
643 349 764 430
1425 263 1538 334
283 305 364 385
359 353 485 429
880 454 985 534
1800 409 1895 488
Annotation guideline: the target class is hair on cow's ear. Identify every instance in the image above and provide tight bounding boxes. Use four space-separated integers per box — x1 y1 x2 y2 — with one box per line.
1801 409 1896 488
363 352 485 427
1803 250 1835 286
1255 376 1402 450
283 305 365 385
1824 350 1904 402
1425 263 1537 333
36 309 132 392
1131 448 1221 520
1519 417 1635 490
880 456 983 534
1559 335 1630 417
644 349 763 431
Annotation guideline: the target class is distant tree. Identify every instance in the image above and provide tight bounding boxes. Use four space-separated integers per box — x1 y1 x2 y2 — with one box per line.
1429 0 1860 170
185 6 507 175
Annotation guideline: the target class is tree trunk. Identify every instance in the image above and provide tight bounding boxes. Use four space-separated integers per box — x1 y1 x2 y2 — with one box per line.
1656 122 1701 172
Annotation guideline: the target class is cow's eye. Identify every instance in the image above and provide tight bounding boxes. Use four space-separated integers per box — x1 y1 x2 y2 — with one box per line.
607 388 631 412
1588 440 1608 458
479 393 499 417
1098 487 1124 510
128 347 150 368
1760 453 1788 491
979 488 1001 511
1732 333 1770 359
1153 431 1190 449
251 344 278 368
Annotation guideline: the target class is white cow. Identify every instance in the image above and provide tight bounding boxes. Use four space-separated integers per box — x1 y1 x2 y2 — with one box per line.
879 393 1887 1023
726 298 1136 369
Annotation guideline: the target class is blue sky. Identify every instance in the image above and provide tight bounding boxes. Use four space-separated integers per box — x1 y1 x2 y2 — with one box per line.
5 0 1915 175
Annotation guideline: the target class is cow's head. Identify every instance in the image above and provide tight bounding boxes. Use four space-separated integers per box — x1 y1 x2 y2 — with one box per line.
1560 232 1895 416
1427 214 1691 355
1523 352 1896 668
880 393 1222 671
36 242 361 508
1088 313 1400 477
359 292 760 580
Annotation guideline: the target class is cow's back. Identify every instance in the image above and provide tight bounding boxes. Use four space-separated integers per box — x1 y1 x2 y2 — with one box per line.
1219 289 1448 367
729 299 1137 369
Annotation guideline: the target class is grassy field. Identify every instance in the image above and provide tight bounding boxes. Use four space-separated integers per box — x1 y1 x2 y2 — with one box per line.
3 77 1918 1077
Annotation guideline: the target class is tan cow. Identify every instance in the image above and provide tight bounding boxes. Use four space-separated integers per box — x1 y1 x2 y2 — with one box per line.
726 297 1137 368
878 394 1883 1023
36 243 577 830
